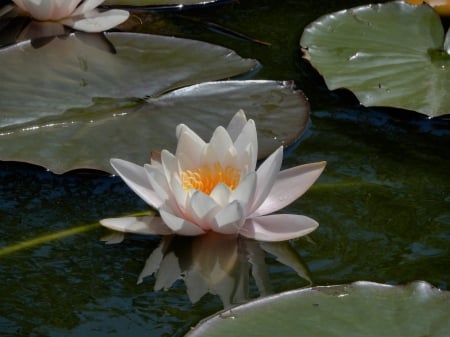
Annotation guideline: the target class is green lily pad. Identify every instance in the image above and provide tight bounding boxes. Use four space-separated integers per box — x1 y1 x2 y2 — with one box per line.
0 32 309 173
186 281 450 337
300 1 450 117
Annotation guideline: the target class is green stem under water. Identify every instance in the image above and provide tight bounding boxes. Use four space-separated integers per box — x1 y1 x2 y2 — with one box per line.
0 210 153 257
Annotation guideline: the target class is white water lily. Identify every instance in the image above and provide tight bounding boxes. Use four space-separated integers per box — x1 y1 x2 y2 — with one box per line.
11 0 129 32
101 110 326 242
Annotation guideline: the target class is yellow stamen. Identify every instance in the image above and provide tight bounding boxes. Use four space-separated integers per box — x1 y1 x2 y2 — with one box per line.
181 163 240 195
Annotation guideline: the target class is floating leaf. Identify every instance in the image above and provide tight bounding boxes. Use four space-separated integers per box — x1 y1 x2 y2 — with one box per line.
0 33 308 173
186 281 450 337
300 1 450 117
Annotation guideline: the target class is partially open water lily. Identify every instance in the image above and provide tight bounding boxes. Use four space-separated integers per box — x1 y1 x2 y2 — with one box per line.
101 110 326 242
11 0 129 32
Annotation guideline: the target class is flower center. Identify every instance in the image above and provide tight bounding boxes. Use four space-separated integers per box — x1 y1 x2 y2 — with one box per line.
181 163 240 195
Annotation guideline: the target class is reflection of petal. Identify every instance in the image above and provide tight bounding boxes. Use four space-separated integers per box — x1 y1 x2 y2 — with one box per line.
260 241 312 285
100 230 125 244
0 4 15 17
245 239 273 296
18 21 66 41
135 232 314 308
154 252 182 291
185 232 246 307
240 214 319 242
138 236 173 284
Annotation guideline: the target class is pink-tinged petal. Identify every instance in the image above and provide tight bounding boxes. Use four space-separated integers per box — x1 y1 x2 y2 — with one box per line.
252 161 327 216
61 9 129 32
233 119 258 170
188 191 220 230
249 146 283 214
159 206 205 236
100 216 172 235
211 200 245 234
231 172 256 213
209 183 232 207
226 109 247 141
240 214 319 242
110 158 163 209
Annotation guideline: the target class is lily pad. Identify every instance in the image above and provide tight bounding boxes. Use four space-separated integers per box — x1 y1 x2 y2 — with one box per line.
186 281 450 337
300 1 450 117
0 32 309 173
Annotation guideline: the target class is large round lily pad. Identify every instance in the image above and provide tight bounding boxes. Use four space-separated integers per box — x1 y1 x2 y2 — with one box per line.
300 1 450 117
0 33 309 173
186 281 450 337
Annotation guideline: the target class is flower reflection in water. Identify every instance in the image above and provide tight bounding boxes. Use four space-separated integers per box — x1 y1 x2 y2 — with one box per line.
104 232 311 308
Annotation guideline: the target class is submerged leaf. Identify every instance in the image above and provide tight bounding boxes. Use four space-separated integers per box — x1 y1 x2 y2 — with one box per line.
300 1 450 117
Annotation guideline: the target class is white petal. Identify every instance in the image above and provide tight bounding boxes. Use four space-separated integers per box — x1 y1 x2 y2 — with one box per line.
226 109 247 141
188 191 220 229
233 119 258 171
253 161 326 216
209 126 234 158
209 183 232 207
159 206 205 236
175 124 206 169
230 172 256 213
110 158 163 209
211 200 245 234
144 164 170 202
61 9 129 33
169 174 189 213
160 149 178 185
71 0 104 16
99 216 172 235
249 146 283 214
14 0 81 20
239 214 319 242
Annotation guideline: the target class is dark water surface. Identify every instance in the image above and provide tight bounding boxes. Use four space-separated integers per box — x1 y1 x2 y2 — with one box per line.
1 0 449 336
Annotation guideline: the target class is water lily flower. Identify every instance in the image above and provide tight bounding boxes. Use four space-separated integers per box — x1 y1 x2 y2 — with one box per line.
11 0 129 32
100 110 326 242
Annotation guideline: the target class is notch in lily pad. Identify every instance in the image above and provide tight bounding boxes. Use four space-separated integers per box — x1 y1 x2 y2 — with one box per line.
300 1 450 118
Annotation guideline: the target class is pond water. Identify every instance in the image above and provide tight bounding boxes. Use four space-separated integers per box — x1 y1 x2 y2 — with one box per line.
1 0 449 336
